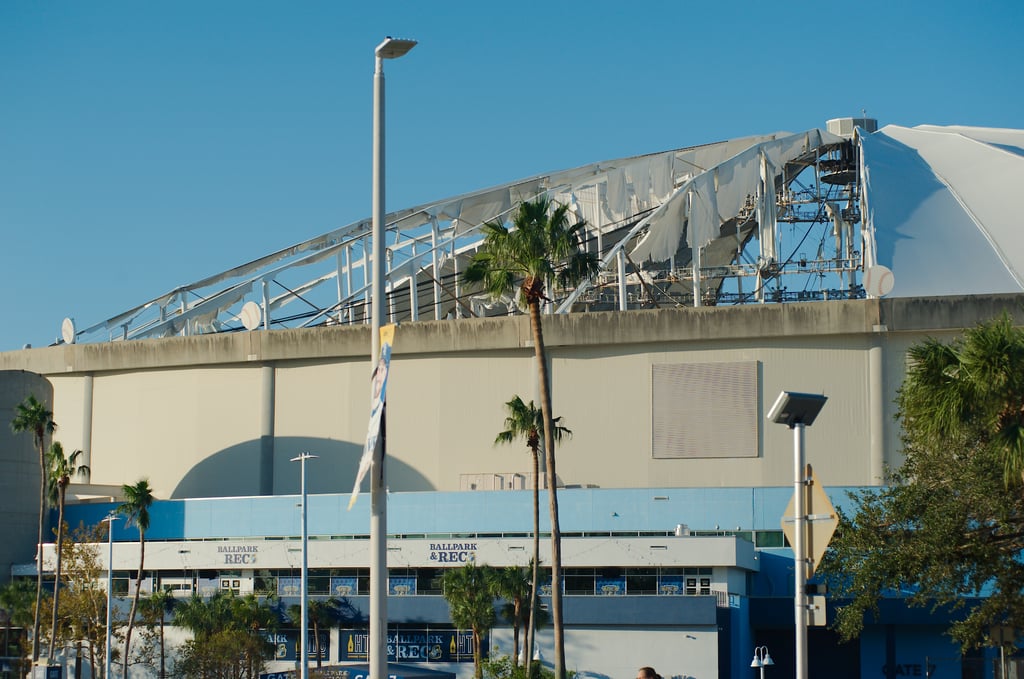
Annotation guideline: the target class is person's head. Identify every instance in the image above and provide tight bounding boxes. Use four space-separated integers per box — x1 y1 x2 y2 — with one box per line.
637 667 659 679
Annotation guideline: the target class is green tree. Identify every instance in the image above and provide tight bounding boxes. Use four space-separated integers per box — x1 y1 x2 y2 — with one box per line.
491 566 531 668
441 562 498 679
58 522 114 679
117 479 154 678
138 588 176 679
494 396 570 667
11 394 57 663
0 578 35 677
820 315 1024 649
173 591 278 679
465 197 597 679
46 442 89 664
287 597 344 669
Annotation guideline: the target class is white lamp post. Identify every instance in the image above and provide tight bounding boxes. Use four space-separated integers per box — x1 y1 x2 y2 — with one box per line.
371 35 416 679
291 453 317 679
750 645 774 679
767 391 828 679
104 513 120 679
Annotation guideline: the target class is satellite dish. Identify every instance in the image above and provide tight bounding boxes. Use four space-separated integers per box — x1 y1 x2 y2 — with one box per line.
61 317 76 344
239 301 262 331
864 264 895 297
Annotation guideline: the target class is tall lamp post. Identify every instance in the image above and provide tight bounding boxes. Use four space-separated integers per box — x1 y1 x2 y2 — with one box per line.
371 34 416 679
767 391 828 679
750 646 774 679
104 514 120 679
291 453 318 679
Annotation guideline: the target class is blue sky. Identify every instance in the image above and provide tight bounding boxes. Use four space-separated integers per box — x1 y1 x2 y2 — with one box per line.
2 1 1021 351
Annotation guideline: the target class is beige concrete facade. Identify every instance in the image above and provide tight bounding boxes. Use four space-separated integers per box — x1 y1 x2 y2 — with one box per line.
1 294 1022 504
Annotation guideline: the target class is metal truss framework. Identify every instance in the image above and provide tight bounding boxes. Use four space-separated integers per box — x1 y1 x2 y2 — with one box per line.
66 128 862 344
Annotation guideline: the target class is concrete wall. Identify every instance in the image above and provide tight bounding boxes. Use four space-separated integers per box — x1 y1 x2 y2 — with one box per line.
1 294 1021 503
0 370 53 583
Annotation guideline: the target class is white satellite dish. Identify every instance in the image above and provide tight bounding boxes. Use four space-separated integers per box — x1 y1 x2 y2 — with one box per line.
239 301 263 331
61 317 76 344
863 264 895 297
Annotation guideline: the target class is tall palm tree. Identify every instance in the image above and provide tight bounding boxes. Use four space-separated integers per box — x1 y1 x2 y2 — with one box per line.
899 313 1024 484
10 394 57 663
465 196 598 679
441 562 498 679
117 479 154 678
45 442 89 664
495 395 570 666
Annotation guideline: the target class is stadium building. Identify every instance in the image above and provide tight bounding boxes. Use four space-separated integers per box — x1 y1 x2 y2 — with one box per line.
2 119 1023 679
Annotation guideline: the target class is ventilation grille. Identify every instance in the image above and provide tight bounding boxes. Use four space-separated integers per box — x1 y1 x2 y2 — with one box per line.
652 361 758 458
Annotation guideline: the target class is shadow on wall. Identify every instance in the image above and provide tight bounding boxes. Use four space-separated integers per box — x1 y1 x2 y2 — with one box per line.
171 436 437 498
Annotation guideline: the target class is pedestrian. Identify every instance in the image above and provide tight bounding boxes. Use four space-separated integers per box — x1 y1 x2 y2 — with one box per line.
637 667 661 679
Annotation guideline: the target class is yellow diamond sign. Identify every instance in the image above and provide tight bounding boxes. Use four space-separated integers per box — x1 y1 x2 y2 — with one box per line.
781 465 839 577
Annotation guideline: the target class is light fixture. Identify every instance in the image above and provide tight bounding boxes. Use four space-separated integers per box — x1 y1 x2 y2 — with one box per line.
768 390 827 679
290 453 318 679
767 391 827 428
751 645 774 679
104 514 120 679
370 35 417 679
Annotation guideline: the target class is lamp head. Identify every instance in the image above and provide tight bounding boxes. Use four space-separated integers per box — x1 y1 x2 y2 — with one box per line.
376 37 417 60
767 391 828 428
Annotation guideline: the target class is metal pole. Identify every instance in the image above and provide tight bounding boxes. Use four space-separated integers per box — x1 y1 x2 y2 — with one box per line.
370 37 414 679
793 424 808 679
291 453 317 679
105 515 116 679
370 48 388 679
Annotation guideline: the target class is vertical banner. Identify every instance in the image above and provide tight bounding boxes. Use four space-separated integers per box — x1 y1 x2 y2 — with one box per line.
349 324 395 510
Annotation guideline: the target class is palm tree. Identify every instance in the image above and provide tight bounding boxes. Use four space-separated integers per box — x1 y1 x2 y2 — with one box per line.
441 562 498 679
899 313 1024 484
10 394 57 663
287 597 344 669
495 395 570 666
491 566 532 667
117 479 154 678
45 442 89 665
139 588 176 679
464 196 597 679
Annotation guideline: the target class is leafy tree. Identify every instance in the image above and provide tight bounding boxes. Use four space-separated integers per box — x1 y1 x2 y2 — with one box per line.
59 522 115 679
10 394 56 663
442 561 499 679
287 597 345 669
465 197 598 679
495 396 570 665
138 588 176 679
46 442 89 664
117 478 154 678
820 315 1024 649
0 578 35 677
173 591 278 679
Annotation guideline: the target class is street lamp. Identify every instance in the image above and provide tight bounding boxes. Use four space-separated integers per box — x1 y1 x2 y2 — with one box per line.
767 391 827 679
291 453 317 679
371 34 416 679
750 646 774 679
103 513 120 679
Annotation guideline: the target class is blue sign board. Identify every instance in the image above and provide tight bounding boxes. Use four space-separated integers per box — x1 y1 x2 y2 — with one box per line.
265 630 330 662
340 629 480 663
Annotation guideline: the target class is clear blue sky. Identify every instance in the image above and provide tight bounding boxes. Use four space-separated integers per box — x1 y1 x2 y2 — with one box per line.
2 0 1021 351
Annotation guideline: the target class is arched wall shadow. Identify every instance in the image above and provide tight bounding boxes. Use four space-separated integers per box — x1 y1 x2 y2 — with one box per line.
172 436 436 499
